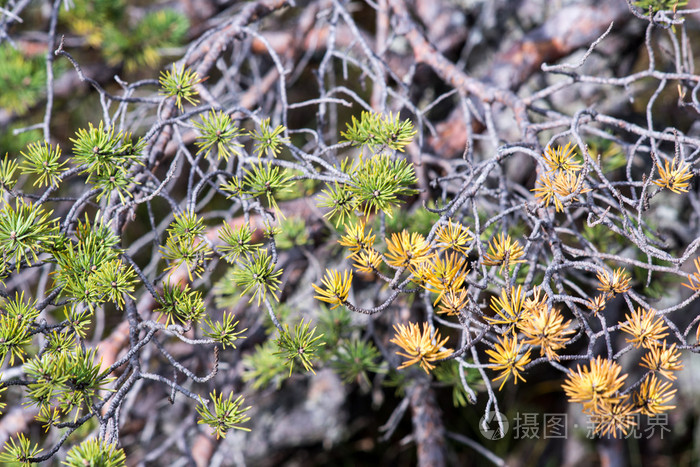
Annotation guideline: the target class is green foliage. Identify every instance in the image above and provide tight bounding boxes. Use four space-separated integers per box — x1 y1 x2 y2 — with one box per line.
433 361 479 407
44 331 77 358
63 0 188 72
159 65 201 111
242 162 294 214
0 154 18 193
37 405 62 433
262 220 282 239
250 118 289 159
193 110 244 161
19 141 67 188
382 369 408 398
160 235 210 280
160 211 212 281
203 312 246 349
213 267 245 309
103 9 189 71
0 293 40 365
0 126 42 158
232 249 283 305
382 204 441 237
64 306 93 340
317 304 353 347
220 175 244 199
196 391 251 439
51 215 122 307
582 223 618 252
0 375 6 415
70 122 144 203
330 338 384 385
633 0 687 13
275 318 325 376
0 433 43 466
156 283 205 326
319 152 418 225
71 122 143 176
275 216 310 250
588 140 627 175
217 222 262 263
168 210 205 240
242 340 288 390
0 44 46 115
0 199 58 270
24 348 113 422
89 259 137 308
63 0 126 45
318 181 358 228
341 111 417 153
348 153 419 217
63 438 126 467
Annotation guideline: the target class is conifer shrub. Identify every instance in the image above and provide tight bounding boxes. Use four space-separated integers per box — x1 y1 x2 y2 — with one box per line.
0 0 699 464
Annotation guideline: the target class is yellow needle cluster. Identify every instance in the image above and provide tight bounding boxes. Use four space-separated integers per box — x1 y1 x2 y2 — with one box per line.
485 335 531 390
562 353 679 438
312 269 353 310
532 143 590 212
619 307 668 349
390 322 453 374
517 288 573 360
482 233 525 272
385 230 432 272
653 157 693 194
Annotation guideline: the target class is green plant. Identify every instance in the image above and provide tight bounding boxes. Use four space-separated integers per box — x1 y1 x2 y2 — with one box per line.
63 438 125 467
62 0 188 72
242 340 289 390
275 318 325 375
633 0 687 13
159 65 201 111
0 44 45 115
330 338 384 385
19 141 67 188
193 110 245 161
196 391 251 439
5 0 700 464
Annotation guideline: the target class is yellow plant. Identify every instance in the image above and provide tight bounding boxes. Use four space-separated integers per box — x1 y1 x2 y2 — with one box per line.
350 249 382 274
589 397 638 438
339 220 376 253
586 294 607 315
653 157 693 194
596 268 631 295
482 233 525 272
485 334 531 390
640 341 683 380
312 269 353 309
390 322 453 374
435 219 472 254
519 301 573 360
436 288 470 316
533 170 590 212
485 285 528 334
619 307 668 349
682 257 700 291
634 374 676 415
542 143 582 174
385 230 432 272
421 252 469 305
562 356 627 411
522 286 547 315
